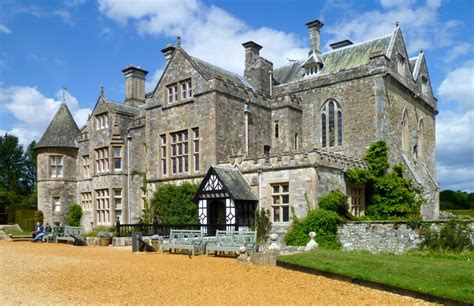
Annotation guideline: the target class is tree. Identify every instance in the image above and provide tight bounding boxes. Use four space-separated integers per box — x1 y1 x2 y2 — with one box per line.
0 134 24 192
150 182 198 224
22 140 37 193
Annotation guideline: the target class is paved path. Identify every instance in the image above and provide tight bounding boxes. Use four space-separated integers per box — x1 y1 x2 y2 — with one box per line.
0 241 430 305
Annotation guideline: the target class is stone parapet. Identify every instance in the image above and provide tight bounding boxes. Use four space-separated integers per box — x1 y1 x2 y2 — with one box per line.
229 149 367 173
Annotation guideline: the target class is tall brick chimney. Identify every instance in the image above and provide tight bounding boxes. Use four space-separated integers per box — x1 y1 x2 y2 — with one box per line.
242 41 273 96
122 65 148 107
306 19 324 55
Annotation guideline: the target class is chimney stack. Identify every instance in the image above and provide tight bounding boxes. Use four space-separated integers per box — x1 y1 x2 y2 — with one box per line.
242 41 273 96
306 19 324 55
161 44 176 64
122 65 148 107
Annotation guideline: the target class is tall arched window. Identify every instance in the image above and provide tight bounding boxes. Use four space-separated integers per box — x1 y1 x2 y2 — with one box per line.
401 110 410 154
418 119 424 159
321 100 343 148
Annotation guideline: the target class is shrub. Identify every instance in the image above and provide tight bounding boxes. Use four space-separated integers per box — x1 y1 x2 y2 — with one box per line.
66 204 82 226
284 208 341 249
150 182 198 224
346 141 425 219
252 208 271 244
318 191 347 216
420 220 472 252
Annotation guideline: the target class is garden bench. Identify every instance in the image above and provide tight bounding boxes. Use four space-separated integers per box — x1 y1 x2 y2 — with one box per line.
206 230 257 256
161 229 204 256
54 226 84 244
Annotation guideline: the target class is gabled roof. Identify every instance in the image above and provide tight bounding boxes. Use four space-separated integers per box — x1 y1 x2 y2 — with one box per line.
188 54 254 89
193 165 257 202
274 34 392 84
35 103 80 149
106 99 144 117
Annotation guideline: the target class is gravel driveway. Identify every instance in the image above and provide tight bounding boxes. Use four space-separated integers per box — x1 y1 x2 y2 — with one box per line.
0 241 430 305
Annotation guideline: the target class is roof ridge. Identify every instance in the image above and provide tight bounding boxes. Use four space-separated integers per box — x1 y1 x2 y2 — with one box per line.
322 34 392 56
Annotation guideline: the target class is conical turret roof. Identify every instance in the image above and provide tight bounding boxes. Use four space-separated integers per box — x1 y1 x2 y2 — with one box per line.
35 103 80 149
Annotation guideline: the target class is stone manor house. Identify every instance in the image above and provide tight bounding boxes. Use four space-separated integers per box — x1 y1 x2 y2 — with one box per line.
35 19 439 234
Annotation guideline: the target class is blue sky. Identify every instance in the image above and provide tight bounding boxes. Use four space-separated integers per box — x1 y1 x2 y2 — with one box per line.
0 0 473 191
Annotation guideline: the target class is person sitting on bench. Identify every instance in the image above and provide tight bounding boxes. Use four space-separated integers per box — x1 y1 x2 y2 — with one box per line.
31 222 44 242
32 222 51 242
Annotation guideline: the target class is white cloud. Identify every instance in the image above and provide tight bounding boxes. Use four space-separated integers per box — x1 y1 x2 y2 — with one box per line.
438 60 474 112
443 42 472 64
0 85 91 146
0 24 12 34
98 0 307 75
145 68 164 93
325 0 460 54
436 59 474 192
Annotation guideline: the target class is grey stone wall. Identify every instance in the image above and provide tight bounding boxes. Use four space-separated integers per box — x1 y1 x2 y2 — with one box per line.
338 221 474 253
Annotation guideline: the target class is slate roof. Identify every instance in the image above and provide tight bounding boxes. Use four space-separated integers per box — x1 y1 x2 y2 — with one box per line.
106 99 144 117
189 55 254 89
36 103 80 149
194 165 258 202
273 34 392 84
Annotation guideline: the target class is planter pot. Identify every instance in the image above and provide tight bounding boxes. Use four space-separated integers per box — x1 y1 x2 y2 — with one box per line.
151 240 161 251
99 237 112 246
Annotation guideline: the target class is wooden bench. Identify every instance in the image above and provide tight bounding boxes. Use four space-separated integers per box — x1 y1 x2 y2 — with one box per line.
161 229 204 256
206 230 257 256
54 226 84 244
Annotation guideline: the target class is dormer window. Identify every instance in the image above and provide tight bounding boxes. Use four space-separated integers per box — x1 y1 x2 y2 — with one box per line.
95 113 108 130
305 65 321 76
301 53 324 77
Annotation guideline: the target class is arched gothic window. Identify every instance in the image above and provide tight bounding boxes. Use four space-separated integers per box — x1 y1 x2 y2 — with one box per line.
401 110 410 154
321 100 343 148
418 119 424 159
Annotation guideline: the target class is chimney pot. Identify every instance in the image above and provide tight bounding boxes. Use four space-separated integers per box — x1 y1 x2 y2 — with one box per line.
161 44 176 64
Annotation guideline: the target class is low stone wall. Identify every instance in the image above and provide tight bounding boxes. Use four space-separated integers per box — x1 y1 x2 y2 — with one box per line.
338 221 474 254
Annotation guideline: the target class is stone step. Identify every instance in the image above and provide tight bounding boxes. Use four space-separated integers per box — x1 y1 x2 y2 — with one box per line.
10 235 31 241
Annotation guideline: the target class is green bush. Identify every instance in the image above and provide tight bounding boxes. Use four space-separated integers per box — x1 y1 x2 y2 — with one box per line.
420 220 472 252
346 141 425 219
284 208 341 249
318 191 347 216
252 208 271 244
66 204 82 226
150 182 198 224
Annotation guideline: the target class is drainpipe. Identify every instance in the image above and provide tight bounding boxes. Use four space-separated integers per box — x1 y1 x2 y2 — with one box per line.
258 168 262 211
127 133 132 223
244 102 251 156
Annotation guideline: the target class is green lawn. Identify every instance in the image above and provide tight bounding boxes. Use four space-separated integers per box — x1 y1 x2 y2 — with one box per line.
3 229 31 236
278 249 474 303
445 209 474 218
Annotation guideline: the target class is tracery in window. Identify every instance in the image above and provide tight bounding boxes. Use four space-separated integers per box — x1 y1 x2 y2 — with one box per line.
321 100 343 148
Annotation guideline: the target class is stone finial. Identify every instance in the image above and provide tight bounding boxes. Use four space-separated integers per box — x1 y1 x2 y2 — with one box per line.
395 21 399 27
100 86 104 97
305 231 318 251
177 36 181 47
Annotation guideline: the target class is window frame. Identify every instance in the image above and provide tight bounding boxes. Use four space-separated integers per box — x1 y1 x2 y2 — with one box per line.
50 155 63 178
321 99 343 148
271 183 290 223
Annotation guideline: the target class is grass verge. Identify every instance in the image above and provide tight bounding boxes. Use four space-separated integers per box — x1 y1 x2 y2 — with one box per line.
278 249 474 303
445 209 474 218
3 229 31 236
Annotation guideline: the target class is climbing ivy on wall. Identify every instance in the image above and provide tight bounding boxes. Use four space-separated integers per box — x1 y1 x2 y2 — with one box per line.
346 140 425 219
